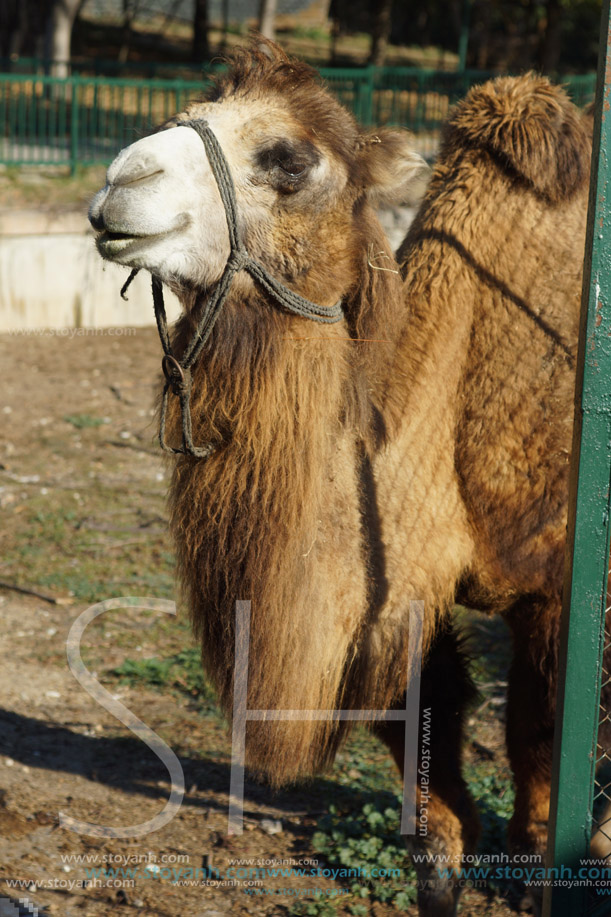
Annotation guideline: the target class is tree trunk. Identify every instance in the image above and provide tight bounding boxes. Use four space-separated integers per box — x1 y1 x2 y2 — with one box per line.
538 0 563 73
368 0 392 66
118 0 141 65
258 0 278 42
4 0 27 57
192 0 209 63
48 0 83 78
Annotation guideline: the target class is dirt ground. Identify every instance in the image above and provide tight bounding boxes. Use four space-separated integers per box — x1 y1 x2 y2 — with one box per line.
0 328 526 917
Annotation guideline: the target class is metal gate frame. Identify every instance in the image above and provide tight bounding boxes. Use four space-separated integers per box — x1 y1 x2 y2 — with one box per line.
544 1 611 914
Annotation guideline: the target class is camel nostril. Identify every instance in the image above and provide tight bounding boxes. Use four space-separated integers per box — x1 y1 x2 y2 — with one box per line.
89 210 105 232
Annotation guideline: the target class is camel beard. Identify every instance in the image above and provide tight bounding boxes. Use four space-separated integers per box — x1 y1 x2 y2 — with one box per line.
167 292 374 783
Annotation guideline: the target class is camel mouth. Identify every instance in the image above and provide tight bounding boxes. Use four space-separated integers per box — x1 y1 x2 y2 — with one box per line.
96 229 161 260
94 213 192 263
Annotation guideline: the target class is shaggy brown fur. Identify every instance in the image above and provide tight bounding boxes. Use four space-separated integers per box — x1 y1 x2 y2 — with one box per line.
169 298 373 779
160 44 596 915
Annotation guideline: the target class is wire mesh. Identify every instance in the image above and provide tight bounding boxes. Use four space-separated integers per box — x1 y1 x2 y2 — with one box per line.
586 599 611 912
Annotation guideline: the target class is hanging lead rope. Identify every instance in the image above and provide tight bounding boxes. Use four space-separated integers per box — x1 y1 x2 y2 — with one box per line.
137 118 343 457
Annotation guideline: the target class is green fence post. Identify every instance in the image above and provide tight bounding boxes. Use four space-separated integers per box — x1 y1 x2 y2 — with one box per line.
543 1 611 915
457 0 471 71
357 66 374 126
69 75 79 175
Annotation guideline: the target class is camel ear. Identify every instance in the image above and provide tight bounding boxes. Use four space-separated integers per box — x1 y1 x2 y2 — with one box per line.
358 129 430 206
444 74 591 202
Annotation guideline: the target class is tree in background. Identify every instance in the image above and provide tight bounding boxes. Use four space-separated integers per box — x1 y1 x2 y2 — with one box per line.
1 0 602 74
48 0 86 76
384 0 601 71
369 0 393 64
259 0 278 41
1 0 51 59
538 0 564 71
1 0 86 74
192 0 210 62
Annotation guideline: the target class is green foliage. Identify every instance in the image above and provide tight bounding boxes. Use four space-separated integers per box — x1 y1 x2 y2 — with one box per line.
291 898 339 917
290 25 330 41
64 413 109 428
114 656 174 687
113 646 219 714
333 727 402 794
223 21 249 36
347 905 368 917
307 801 417 912
466 760 515 893
468 762 514 826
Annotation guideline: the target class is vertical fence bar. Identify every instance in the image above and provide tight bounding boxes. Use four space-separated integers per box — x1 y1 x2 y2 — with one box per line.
543 2 611 914
69 76 79 174
356 67 374 126
457 0 471 71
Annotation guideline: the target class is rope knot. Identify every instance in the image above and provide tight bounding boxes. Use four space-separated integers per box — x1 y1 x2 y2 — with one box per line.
227 249 250 274
162 354 190 397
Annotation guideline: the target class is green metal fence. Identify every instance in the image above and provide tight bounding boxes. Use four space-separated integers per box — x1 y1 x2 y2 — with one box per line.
543 2 611 914
0 66 598 172
0 73 207 169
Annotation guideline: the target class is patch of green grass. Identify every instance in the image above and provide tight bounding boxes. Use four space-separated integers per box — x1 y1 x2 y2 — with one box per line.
333 727 401 795
113 646 220 715
0 163 107 207
289 25 330 41
2 485 175 603
64 413 109 429
224 21 249 36
37 572 128 601
114 656 175 687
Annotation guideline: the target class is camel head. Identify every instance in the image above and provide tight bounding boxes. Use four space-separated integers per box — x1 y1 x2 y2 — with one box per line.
89 40 428 311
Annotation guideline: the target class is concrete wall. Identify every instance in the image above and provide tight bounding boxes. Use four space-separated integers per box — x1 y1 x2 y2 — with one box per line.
0 209 181 332
0 205 414 332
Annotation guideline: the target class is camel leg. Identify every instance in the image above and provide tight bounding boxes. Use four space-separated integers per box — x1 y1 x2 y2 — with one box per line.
375 622 480 917
505 597 560 916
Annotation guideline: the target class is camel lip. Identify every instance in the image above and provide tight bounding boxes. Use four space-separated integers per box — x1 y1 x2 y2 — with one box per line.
95 229 162 260
94 213 192 261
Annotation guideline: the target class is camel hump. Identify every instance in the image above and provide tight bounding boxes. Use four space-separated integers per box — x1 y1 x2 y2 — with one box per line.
443 73 592 202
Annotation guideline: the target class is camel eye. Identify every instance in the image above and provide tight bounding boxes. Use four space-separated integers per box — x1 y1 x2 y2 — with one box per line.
256 140 319 189
275 155 307 179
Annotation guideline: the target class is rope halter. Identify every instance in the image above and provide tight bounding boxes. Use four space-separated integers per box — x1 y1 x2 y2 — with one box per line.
122 118 344 458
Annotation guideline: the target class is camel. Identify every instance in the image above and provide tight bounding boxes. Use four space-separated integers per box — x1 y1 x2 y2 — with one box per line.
89 41 606 915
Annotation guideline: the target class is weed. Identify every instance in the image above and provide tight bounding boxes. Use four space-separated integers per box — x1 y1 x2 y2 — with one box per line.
64 413 109 428
304 801 416 912
113 646 219 715
291 898 340 917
